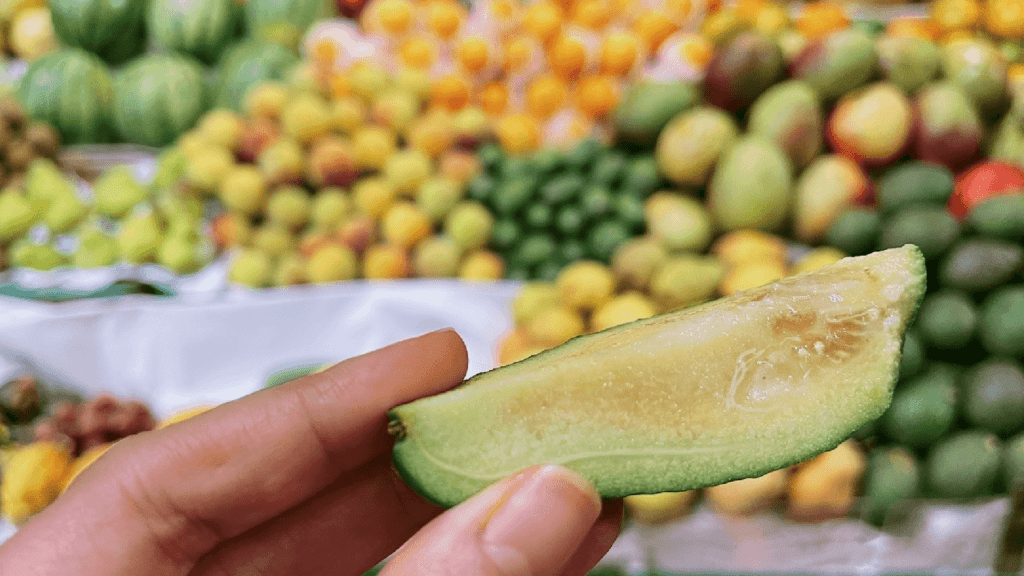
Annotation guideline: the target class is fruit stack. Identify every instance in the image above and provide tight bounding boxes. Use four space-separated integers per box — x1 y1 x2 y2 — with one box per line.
827 161 1024 525
167 61 504 288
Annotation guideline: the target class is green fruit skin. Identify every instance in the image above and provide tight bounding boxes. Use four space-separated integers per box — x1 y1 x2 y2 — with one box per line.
861 446 921 526
876 205 961 261
825 208 880 256
148 0 242 65
791 30 878 102
655 106 739 188
942 39 1009 119
17 49 116 145
939 239 1024 293
389 246 927 507
917 290 977 350
708 137 793 233
979 286 1024 357
879 365 958 449
876 36 941 95
243 0 330 49
898 329 925 382
926 430 1002 498
216 40 299 111
876 162 955 216
961 358 1024 437
968 195 1024 242
1003 432 1024 491
747 80 824 170
49 0 147 66
113 54 210 148
612 82 700 147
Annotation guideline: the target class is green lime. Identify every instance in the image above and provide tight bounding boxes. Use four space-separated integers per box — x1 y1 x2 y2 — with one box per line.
917 290 977 350
979 286 1024 357
861 446 921 527
899 329 926 382
1003 432 1024 491
621 156 662 198
968 195 1024 242
535 260 564 282
581 185 614 220
555 205 587 238
590 150 628 186
614 194 646 232
961 358 1024 436
563 137 602 171
588 220 632 262
477 143 503 172
491 218 522 252
541 174 586 206
525 203 554 230
500 156 531 180
877 205 961 261
491 178 537 216
852 19 885 35
466 175 498 205
560 238 588 263
925 430 1002 498
531 148 563 175
939 238 1024 293
515 233 558 268
879 364 958 449
876 161 955 216
825 208 881 256
505 266 531 281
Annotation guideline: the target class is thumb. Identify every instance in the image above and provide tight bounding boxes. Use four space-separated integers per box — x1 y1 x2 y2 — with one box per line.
381 465 603 576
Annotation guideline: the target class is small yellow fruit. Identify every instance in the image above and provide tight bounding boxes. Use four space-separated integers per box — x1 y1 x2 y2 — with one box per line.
229 248 274 288
1 441 72 525
705 469 790 516
792 247 846 275
252 224 296 258
711 229 789 266
556 261 615 312
219 166 268 215
265 186 312 230
273 251 309 286
459 250 505 281
625 491 698 524
352 126 398 171
354 178 400 218
245 82 290 120
331 97 368 135
513 282 561 327
525 305 585 348
719 261 789 296
311 188 351 229
590 292 657 332
186 145 235 192
363 243 411 279
382 202 433 248
306 243 358 284
199 109 245 150
281 93 333 144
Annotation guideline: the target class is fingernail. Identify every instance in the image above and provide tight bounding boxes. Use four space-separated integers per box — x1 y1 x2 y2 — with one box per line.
481 466 601 576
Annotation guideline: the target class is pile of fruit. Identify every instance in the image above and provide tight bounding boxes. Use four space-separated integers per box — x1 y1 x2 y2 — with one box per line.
0 155 216 273
0 373 213 525
164 61 505 287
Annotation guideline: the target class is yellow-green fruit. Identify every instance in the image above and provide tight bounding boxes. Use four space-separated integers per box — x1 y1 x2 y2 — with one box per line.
9 242 67 270
793 247 846 274
252 224 296 258
384 149 433 195
273 251 308 286
93 166 148 219
650 255 724 311
186 145 235 191
117 212 163 264
413 235 463 278
0 190 41 242
382 202 433 249
219 166 268 215
645 192 713 253
281 93 332 144
444 201 493 251
705 469 790 516
352 126 398 171
1 441 72 525
556 261 616 312
25 158 73 211
459 250 504 281
73 228 119 268
395 66 432 102
416 177 464 222
157 234 201 274
354 178 400 219
311 188 351 229
229 248 274 288
43 192 88 233
720 260 789 296
199 109 245 150
266 186 312 230
591 292 658 332
625 491 699 524
331 96 367 134
611 236 668 291
306 243 358 284
525 305 585 348
513 282 561 327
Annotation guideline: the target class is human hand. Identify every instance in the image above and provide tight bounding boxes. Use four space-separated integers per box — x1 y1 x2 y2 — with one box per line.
0 329 623 576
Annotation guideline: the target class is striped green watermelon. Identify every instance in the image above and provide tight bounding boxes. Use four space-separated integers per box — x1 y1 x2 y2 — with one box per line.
216 40 298 111
147 0 242 65
49 0 146 66
18 49 115 144
113 54 209 148
243 0 334 51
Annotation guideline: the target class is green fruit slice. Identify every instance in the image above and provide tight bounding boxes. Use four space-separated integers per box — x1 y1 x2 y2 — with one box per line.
388 246 926 507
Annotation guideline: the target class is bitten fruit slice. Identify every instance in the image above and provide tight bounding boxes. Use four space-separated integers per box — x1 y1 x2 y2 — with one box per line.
389 246 926 507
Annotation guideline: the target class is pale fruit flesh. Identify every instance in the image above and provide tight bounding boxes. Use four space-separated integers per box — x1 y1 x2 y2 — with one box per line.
390 246 926 507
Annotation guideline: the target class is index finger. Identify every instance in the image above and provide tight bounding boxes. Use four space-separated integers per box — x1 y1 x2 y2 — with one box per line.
55 329 467 568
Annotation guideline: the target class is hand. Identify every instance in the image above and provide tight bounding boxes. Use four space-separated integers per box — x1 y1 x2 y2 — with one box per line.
0 329 623 576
